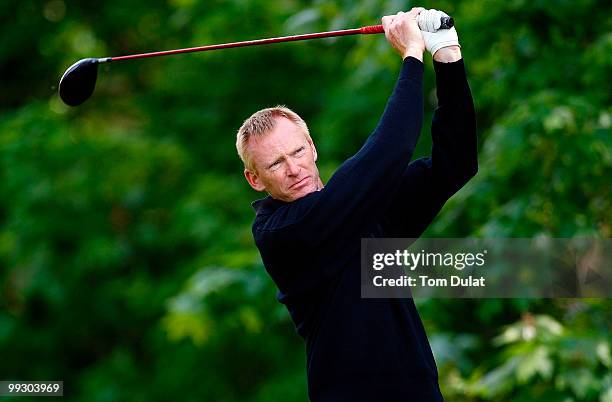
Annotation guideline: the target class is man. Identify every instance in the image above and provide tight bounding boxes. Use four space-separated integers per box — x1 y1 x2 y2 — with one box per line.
236 7 477 402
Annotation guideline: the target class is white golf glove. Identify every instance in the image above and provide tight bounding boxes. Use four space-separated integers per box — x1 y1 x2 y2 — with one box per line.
417 9 460 56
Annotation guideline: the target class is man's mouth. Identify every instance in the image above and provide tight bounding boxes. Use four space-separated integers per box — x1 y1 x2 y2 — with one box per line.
290 176 309 189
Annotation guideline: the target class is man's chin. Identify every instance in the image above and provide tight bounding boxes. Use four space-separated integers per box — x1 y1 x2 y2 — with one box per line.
289 184 317 202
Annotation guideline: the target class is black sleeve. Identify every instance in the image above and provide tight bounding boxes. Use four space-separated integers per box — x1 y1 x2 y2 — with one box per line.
380 58 478 237
256 57 425 244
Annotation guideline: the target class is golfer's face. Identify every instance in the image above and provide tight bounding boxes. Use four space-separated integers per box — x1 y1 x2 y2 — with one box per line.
247 117 321 202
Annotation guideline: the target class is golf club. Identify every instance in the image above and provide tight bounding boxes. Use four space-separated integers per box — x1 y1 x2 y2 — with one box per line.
59 16 453 106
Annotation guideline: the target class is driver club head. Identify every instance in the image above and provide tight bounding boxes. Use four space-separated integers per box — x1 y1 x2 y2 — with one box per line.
59 58 99 106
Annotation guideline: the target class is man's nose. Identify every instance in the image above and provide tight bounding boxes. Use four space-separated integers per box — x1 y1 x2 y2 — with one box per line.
286 158 301 176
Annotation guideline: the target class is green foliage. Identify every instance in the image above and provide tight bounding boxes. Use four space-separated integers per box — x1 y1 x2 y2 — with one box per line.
0 0 610 401
454 309 609 401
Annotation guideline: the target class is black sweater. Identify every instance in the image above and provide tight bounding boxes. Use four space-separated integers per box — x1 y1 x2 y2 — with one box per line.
251 57 477 402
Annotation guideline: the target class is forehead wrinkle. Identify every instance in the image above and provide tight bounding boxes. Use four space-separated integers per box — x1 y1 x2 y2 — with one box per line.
247 118 310 171
248 135 285 171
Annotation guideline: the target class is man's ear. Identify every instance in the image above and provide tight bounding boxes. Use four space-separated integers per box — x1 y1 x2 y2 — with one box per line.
244 168 266 192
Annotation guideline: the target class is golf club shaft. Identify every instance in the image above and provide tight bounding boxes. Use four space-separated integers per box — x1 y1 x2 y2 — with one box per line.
101 25 385 63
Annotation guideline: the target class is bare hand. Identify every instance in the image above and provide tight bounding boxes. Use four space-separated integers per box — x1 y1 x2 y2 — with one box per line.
381 8 426 61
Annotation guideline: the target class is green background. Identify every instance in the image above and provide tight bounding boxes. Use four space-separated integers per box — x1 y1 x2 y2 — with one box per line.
0 0 610 401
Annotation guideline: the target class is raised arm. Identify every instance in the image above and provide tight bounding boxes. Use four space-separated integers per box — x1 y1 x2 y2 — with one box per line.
380 49 478 237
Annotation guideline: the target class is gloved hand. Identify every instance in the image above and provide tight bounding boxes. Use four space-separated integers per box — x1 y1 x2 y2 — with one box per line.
417 9 460 56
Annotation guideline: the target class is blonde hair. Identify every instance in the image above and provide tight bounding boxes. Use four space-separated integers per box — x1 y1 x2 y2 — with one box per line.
236 105 311 171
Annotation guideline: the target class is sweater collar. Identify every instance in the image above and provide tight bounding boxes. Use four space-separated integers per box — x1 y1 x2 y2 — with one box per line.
251 187 324 216
251 195 286 216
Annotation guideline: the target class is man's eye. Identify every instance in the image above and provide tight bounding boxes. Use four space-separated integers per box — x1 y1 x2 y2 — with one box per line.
295 147 305 156
269 161 281 169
